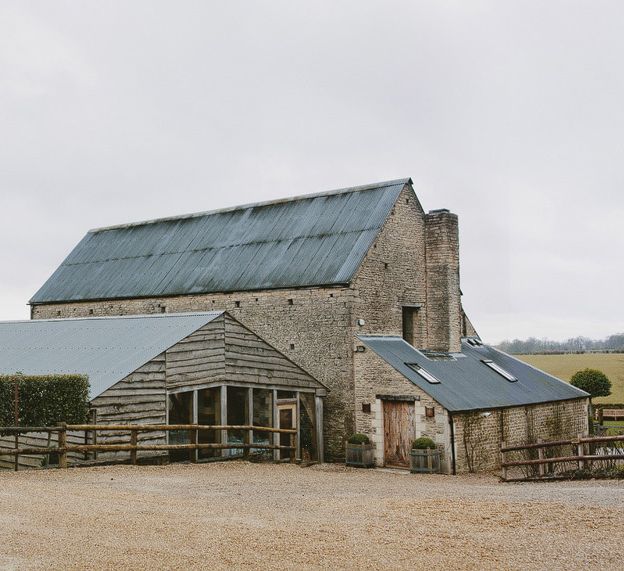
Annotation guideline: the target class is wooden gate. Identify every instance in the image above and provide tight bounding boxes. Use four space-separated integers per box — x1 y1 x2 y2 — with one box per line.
383 400 415 467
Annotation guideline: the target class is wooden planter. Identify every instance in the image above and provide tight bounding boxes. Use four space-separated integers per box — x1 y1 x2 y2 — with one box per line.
410 448 440 474
345 443 375 468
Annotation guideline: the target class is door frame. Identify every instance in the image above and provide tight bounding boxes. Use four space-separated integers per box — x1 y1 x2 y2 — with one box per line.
276 399 298 461
381 397 417 468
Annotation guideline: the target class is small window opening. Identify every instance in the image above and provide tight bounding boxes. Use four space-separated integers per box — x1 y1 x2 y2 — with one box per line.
482 359 517 382
406 198 410 204
89 309 94 315
384 262 389 269
288 299 293 305
402 306 422 346
160 306 166 313
425 406 435 418
234 301 240 308
289 343 295 350
362 403 371 414
405 363 441 384
56 310 61 317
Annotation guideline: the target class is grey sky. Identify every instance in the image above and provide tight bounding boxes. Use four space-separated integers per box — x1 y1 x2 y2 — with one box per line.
1 1 622 343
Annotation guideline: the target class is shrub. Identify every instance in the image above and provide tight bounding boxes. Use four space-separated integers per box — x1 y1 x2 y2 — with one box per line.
347 433 370 445
412 437 436 449
0 374 90 427
570 369 611 398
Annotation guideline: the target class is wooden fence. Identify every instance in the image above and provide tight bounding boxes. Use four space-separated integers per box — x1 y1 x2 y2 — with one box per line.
0 423 297 471
500 434 624 481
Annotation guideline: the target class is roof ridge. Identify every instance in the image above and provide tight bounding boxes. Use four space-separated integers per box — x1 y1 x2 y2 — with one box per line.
0 311 224 325
89 178 412 233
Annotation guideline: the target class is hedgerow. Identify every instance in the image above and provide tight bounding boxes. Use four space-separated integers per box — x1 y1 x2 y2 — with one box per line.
0 374 89 427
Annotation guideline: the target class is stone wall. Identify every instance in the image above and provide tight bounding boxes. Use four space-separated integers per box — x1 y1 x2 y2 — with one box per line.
452 398 590 473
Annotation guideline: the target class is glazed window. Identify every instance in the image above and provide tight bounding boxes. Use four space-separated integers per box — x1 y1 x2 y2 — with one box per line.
405 363 441 384
482 359 517 382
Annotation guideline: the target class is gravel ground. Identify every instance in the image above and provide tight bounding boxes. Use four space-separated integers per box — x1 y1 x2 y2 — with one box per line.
1 462 622 570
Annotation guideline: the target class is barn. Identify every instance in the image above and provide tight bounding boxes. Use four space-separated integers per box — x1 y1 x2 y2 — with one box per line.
0 311 326 467
13 176 592 470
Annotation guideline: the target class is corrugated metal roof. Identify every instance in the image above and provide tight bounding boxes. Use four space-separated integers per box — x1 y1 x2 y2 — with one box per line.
0 312 223 399
30 179 410 304
358 336 589 411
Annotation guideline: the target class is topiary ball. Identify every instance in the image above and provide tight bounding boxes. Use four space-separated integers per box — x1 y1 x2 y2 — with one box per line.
347 433 370 445
412 437 436 449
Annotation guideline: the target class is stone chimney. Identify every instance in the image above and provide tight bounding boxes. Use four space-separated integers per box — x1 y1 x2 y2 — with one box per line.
424 209 462 353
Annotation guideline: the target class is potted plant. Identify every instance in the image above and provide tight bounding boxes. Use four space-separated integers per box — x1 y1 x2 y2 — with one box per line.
410 437 441 474
345 433 375 468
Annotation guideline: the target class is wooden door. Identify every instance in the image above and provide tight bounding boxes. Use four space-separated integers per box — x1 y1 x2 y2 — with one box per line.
383 400 416 467
278 403 296 461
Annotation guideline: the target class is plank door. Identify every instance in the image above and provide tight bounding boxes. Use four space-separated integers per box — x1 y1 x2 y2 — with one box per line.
383 400 416 467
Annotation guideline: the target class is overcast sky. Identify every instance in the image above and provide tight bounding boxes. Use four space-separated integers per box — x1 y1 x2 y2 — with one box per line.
1 1 622 343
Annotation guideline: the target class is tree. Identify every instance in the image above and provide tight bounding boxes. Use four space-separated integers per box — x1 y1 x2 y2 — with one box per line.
570 369 612 398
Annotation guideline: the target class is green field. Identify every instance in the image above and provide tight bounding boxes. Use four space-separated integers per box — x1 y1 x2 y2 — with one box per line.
516 353 624 404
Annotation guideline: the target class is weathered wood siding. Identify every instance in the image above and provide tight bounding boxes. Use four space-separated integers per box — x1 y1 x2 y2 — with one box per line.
90 353 167 461
224 314 320 389
166 317 226 389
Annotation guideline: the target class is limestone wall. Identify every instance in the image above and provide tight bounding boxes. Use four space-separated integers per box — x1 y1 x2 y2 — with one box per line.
452 398 590 473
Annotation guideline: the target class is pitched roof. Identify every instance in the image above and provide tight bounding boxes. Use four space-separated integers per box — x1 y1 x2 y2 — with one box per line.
30 178 411 304
0 312 223 398
358 336 589 412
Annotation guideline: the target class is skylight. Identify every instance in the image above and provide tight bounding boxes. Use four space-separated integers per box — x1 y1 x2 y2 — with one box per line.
405 363 441 384
482 359 517 382
421 350 456 362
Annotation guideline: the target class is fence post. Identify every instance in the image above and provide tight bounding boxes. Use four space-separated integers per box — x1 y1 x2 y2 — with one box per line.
58 423 67 469
500 440 507 481
14 432 19 472
577 434 585 471
289 432 296 464
130 429 138 465
537 439 545 477
191 425 198 463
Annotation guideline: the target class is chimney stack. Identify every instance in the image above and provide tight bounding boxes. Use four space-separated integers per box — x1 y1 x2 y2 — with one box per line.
424 209 462 353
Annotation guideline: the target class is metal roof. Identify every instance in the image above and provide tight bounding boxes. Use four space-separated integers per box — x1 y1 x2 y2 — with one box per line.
0 312 223 399
358 336 589 412
30 178 411 304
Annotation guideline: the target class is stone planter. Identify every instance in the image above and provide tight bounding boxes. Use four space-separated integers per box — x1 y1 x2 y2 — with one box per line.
410 448 440 474
345 443 375 468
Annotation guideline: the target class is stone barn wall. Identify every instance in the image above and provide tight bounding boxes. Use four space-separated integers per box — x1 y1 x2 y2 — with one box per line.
452 398 590 473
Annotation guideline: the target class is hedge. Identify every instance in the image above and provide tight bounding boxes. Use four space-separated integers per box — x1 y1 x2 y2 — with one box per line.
0 374 90 427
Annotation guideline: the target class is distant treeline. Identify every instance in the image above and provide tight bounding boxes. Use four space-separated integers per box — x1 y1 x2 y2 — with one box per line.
497 334 624 355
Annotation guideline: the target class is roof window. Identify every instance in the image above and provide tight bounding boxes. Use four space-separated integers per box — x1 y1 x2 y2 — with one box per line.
405 363 441 384
467 338 483 347
421 350 455 362
482 359 517 382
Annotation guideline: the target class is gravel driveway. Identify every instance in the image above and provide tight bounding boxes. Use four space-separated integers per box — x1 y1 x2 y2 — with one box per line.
1 462 622 570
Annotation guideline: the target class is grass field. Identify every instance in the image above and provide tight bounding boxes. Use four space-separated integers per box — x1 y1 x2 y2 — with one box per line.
516 353 624 404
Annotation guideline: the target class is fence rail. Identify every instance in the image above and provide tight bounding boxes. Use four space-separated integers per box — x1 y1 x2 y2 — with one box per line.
500 434 624 481
0 423 297 471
